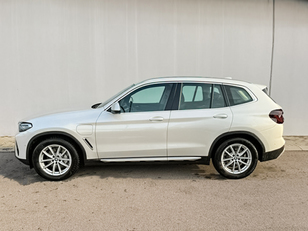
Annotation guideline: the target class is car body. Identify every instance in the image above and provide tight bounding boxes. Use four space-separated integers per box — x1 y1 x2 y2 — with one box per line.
15 76 285 180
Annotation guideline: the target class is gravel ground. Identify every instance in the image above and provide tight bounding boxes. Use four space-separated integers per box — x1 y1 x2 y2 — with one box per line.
0 151 308 231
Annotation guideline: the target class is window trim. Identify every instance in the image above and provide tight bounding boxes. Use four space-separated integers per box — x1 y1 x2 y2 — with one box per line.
170 83 181 110
165 83 178 111
221 84 231 106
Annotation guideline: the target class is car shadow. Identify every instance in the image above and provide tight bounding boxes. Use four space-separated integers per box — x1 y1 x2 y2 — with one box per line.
0 152 43 185
75 161 224 181
0 152 225 185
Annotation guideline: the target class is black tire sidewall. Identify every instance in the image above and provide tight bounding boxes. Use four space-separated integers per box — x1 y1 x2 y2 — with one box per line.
32 138 80 181
213 138 258 179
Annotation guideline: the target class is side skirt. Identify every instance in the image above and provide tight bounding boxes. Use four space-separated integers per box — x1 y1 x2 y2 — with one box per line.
99 156 210 165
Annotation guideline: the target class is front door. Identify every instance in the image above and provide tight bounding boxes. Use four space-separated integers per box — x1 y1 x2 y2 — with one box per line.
96 83 173 158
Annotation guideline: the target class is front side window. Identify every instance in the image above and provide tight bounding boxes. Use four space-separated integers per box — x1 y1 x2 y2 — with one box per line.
179 83 226 110
119 84 173 113
224 85 253 106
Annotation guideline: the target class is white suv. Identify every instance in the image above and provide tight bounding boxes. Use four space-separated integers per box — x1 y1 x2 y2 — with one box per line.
15 77 285 181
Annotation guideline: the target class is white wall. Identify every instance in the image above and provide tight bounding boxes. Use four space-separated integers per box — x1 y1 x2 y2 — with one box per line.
271 0 308 135
0 0 307 136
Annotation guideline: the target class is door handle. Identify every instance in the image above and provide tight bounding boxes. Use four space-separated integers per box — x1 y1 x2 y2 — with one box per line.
149 116 164 122
213 114 228 119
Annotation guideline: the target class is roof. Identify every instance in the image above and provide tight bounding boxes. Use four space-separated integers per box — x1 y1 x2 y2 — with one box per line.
137 76 261 88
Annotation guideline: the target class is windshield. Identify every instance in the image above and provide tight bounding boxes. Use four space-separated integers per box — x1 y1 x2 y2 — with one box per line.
97 84 135 108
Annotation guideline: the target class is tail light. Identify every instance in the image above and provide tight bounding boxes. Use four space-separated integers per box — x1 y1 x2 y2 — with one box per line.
269 109 284 124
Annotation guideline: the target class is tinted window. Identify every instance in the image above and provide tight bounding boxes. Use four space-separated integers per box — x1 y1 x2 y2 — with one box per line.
132 86 165 103
212 85 226 108
119 84 172 113
179 83 225 110
182 85 203 102
224 85 253 106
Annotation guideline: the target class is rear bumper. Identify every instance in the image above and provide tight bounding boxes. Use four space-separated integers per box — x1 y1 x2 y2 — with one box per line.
260 145 285 162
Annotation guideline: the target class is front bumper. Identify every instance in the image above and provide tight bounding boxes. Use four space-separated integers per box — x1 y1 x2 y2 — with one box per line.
260 145 285 162
15 141 30 166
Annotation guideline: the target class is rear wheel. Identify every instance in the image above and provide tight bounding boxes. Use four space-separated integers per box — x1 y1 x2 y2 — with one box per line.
32 137 80 181
213 138 258 179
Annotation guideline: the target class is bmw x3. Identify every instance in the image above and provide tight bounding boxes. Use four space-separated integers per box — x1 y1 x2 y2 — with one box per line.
15 77 285 180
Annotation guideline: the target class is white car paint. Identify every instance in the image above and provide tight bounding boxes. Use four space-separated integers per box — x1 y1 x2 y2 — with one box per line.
167 107 233 157
96 110 171 158
15 76 285 180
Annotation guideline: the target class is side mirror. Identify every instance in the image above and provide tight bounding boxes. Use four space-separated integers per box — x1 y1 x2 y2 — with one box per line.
111 102 121 114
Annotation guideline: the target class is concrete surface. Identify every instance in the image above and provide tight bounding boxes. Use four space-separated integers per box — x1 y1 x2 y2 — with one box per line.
284 136 308 151
1 136 308 153
0 150 307 230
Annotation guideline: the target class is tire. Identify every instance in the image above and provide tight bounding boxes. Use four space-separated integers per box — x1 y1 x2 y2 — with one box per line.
32 137 80 181
213 138 258 179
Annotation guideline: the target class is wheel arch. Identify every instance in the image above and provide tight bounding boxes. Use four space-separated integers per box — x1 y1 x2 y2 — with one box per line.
209 131 265 161
27 132 87 168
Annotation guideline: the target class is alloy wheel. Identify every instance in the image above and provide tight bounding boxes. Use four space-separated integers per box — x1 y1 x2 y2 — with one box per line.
221 143 252 174
38 144 72 176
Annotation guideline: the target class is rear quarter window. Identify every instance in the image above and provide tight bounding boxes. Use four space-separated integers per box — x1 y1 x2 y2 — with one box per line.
224 85 253 106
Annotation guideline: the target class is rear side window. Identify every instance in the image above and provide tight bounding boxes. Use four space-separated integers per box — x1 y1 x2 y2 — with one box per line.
179 83 226 110
212 85 226 108
224 85 253 106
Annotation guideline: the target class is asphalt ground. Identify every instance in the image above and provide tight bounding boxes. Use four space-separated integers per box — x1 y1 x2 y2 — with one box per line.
0 151 307 231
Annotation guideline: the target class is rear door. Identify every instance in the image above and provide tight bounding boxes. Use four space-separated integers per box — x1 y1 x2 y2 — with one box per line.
167 82 232 157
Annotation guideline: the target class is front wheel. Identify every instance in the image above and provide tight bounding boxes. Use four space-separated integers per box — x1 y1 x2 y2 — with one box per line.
213 138 258 179
32 137 80 181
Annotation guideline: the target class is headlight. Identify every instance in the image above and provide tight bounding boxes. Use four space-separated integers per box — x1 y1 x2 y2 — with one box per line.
19 122 33 132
